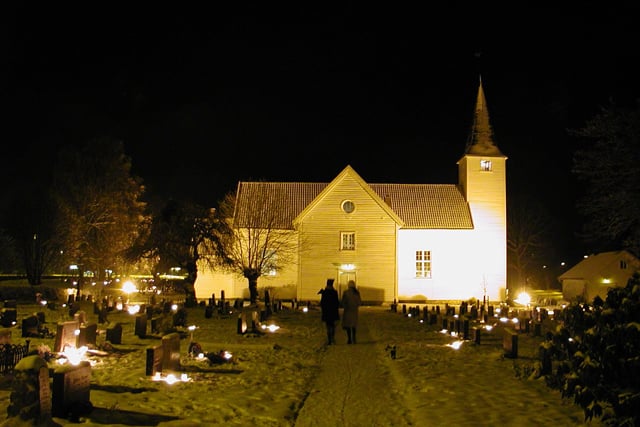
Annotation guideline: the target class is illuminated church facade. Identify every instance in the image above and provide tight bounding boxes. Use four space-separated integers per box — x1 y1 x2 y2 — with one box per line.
195 80 507 304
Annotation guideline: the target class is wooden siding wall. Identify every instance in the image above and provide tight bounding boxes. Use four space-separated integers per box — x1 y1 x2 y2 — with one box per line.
297 175 397 302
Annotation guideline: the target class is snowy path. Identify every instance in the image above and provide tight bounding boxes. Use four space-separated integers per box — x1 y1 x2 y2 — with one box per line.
295 311 415 426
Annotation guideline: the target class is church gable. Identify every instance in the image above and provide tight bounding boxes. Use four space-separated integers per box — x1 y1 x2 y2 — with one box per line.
293 165 403 227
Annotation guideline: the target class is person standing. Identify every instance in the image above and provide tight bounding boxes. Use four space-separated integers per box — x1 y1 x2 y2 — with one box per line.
320 278 340 345
341 280 362 344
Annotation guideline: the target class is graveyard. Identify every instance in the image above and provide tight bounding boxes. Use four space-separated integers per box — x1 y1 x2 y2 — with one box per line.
0 295 593 426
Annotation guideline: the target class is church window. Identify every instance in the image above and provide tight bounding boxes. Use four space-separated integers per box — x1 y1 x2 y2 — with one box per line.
341 232 356 250
341 200 355 213
480 160 492 171
415 250 432 278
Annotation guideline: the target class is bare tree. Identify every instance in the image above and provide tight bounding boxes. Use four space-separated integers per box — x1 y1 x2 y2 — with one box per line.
507 194 555 292
213 183 300 305
52 137 148 296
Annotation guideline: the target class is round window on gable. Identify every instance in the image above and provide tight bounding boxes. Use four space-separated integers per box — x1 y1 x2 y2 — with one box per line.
341 200 355 214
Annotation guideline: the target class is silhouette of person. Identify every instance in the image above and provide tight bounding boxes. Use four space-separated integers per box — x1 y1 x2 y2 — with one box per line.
320 278 340 345
341 280 362 344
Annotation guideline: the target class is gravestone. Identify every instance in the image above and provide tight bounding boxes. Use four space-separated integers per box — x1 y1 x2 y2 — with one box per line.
472 326 481 344
38 364 52 421
161 332 181 373
237 313 247 334
205 305 214 318
74 310 87 325
22 314 40 337
106 323 122 344
52 361 92 418
54 320 80 352
98 305 109 324
77 323 97 348
7 355 52 425
146 344 163 376
503 328 518 358
0 308 17 327
462 319 470 340
151 316 162 334
36 311 45 324
135 314 147 338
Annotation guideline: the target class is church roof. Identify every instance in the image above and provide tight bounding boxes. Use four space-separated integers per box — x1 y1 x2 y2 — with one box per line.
234 180 473 230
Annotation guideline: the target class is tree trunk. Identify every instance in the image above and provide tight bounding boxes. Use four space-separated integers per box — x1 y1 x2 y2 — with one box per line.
183 261 198 307
249 277 258 305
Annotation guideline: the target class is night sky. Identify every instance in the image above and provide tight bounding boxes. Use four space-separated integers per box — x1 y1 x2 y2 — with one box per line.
3 3 640 262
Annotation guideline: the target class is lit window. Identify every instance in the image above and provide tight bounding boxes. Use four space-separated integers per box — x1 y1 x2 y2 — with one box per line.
415 250 432 278
341 232 356 251
342 200 355 214
620 260 628 269
480 160 492 171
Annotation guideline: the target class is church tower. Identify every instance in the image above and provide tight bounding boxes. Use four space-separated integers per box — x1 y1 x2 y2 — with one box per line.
457 78 508 301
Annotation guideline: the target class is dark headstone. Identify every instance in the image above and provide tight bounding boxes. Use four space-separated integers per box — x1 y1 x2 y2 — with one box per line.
106 323 122 345
161 333 181 373
77 323 97 347
135 314 147 338
0 308 17 327
22 315 40 337
52 361 92 418
54 321 80 352
503 328 518 358
98 306 109 324
472 327 481 344
539 346 552 375
146 345 163 376
462 319 470 340
151 316 163 334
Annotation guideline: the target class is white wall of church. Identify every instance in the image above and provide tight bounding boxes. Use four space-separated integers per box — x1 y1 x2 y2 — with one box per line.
397 228 502 302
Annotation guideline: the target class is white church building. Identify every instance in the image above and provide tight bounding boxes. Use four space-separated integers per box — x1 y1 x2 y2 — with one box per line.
195 80 507 304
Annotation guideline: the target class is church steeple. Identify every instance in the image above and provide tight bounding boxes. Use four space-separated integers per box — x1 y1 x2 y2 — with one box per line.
465 77 503 156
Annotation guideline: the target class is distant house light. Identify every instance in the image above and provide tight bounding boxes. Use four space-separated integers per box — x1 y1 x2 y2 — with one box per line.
602 278 611 284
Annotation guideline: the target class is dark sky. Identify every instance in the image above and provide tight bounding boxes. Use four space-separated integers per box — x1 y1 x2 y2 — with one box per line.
3 3 640 262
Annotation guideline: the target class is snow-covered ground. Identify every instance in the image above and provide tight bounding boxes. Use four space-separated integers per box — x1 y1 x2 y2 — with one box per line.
0 301 599 426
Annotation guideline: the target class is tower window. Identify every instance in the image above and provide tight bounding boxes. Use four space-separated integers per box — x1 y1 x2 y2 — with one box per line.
480 160 492 171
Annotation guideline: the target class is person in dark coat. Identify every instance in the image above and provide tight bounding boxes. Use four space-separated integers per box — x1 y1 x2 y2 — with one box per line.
341 280 362 344
320 278 340 345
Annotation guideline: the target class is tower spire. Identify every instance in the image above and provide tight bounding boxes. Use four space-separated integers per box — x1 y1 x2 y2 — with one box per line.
465 77 503 156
